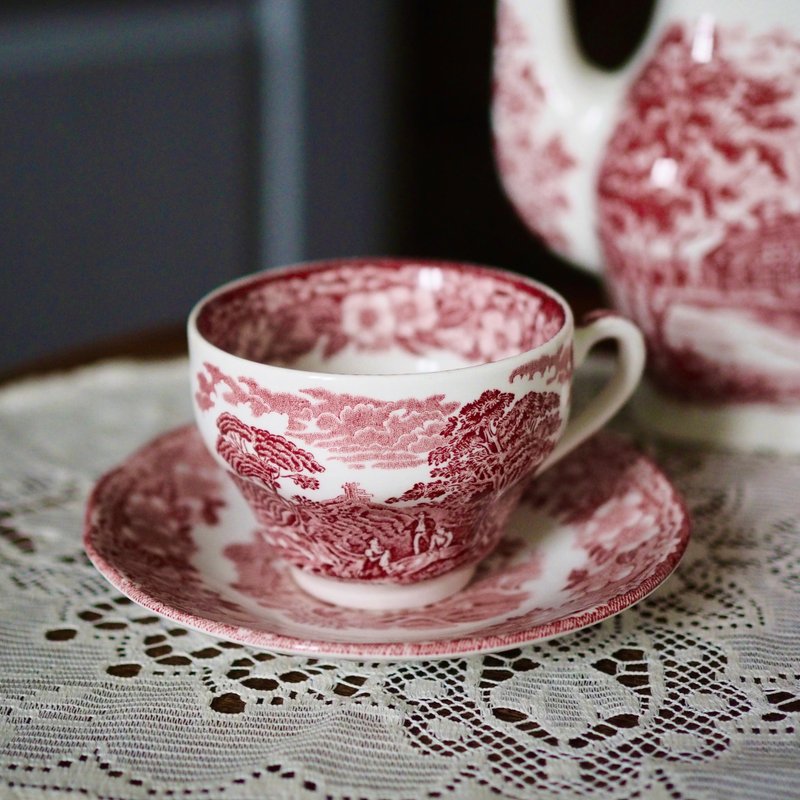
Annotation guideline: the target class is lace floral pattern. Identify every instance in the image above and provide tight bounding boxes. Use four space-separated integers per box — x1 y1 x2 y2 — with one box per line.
1 360 799 798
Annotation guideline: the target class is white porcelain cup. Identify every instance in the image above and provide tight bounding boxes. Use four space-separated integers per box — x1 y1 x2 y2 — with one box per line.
188 258 645 609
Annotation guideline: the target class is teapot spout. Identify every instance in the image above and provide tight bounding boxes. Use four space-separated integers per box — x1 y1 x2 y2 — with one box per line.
492 0 632 273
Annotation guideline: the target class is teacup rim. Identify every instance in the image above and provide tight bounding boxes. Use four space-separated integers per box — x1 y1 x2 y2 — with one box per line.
187 256 575 380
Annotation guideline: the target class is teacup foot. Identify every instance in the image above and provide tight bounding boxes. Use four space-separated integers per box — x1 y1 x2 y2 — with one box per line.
633 381 800 453
289 563 477 610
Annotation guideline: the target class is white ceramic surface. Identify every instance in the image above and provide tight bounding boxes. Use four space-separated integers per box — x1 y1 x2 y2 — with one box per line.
187 259 645 609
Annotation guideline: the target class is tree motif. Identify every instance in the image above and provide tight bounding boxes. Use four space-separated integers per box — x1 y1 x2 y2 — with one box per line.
205 381 562 583
216 413 324 491
388 389 561 505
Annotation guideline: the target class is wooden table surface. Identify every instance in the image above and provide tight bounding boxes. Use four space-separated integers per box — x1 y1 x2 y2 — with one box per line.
0 323 189 387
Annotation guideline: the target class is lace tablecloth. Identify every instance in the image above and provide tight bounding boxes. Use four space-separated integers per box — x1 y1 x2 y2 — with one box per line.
1 359 799 799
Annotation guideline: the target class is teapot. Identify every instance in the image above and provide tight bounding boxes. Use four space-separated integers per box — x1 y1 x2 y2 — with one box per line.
493 0 800 449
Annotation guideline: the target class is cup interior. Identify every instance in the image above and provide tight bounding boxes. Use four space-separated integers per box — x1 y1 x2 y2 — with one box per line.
194 259 566 375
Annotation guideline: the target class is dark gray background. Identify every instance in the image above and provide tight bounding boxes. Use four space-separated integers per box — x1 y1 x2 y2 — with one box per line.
1 0 649 374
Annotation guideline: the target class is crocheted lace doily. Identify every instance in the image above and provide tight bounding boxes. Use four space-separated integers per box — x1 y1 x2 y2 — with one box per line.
0 359 798 799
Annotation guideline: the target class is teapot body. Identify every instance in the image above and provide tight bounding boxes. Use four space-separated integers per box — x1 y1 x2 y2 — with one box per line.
494 0 800 407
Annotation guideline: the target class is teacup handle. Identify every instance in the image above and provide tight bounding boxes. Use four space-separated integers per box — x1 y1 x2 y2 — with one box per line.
540 312 646 472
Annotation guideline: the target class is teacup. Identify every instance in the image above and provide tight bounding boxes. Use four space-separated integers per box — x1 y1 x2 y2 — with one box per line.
188 258 645 609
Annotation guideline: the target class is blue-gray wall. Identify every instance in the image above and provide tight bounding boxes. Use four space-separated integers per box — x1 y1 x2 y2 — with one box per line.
0 1 401 372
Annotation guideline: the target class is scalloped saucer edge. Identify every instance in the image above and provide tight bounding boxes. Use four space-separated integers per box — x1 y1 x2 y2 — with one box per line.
83 427 690 661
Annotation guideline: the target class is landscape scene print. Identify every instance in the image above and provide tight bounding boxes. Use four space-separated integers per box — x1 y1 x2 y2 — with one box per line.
195 356 568 584
598 22 800 403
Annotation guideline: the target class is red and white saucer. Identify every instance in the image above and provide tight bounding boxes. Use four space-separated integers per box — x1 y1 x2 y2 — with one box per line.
84 426 690 661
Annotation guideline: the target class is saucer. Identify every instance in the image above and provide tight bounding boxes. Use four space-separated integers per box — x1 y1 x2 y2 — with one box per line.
84 426 690 661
